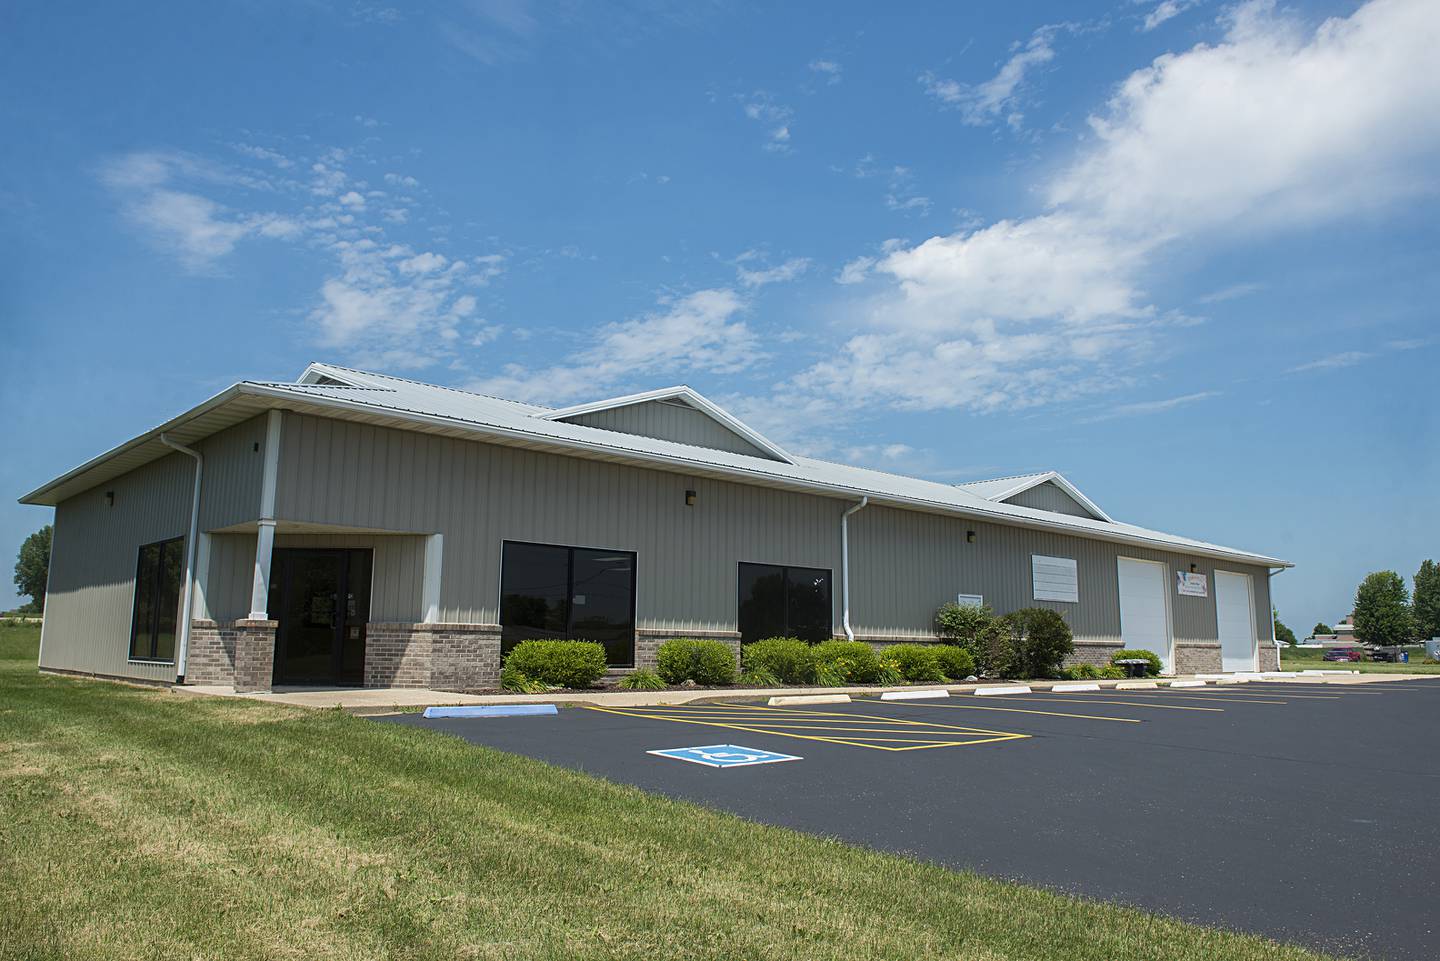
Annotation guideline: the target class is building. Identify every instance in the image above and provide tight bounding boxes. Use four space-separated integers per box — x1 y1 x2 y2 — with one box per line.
20 363 1291 692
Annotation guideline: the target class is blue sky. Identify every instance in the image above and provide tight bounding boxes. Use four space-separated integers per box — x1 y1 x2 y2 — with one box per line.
2 0 1437 633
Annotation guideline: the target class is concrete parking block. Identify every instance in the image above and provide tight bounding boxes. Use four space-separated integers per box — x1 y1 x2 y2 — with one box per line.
973 685 1032 696
1115 681 1158 690
768 694 852 706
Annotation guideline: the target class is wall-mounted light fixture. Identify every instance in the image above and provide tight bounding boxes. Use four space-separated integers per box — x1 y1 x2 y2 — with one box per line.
966 530 976 543
684 489 697 507
105 491 115 507
1189 563 1198 573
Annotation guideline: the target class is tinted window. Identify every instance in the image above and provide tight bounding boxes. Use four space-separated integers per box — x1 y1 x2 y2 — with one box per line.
737 563 832 644
129 537 184 661
500 541 636 666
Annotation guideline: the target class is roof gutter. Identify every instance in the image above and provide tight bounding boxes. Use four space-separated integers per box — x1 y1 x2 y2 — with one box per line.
841 497 869 642
159 433 203 684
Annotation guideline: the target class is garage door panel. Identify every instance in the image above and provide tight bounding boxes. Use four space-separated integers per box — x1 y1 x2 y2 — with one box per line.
1216 571 1256 673
1118 558 1172 673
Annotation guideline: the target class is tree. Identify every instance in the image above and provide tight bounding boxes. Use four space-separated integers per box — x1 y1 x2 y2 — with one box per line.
1351 571 1415 647
1312 622 1333 637
1414 560 1440 641
13 525 52 613
1272 608 1297 645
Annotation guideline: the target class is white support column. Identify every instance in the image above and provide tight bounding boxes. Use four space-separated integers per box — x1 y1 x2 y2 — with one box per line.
421 533 443 624
247 410 283 620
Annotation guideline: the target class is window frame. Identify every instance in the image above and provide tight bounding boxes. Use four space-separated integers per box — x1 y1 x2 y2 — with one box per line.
736 561 834 644
498 539 638 665
128 536 185 663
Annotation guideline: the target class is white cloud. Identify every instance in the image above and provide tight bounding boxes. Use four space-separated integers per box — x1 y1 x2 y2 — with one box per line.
737 256 810 288
741 94 795 153
1285 351 1374 374
921 24 1062 126
1082 390 1220 422
809 59 842 85
835 256 876 285
1141 0 1199 32
468 289 759 404
797 0 1440 422
1197 281 1264 304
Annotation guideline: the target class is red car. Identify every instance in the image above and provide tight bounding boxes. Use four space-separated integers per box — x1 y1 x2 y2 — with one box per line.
1322 647 1364 662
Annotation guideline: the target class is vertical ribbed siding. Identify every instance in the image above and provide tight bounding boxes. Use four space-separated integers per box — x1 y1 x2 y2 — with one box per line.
849 505 1271 645
565 400 776 459
1003 481 1099 519
39 417 267 682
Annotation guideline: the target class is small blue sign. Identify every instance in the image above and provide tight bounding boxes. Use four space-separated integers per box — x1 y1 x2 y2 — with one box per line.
647 744 801 768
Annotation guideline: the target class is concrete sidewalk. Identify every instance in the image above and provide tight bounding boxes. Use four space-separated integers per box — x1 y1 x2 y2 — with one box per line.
171 669 1436 714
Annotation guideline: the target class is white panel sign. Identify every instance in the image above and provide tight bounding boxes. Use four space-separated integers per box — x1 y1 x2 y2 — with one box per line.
1032 555 1079 603
1175 572 1208 597
956 593 984 607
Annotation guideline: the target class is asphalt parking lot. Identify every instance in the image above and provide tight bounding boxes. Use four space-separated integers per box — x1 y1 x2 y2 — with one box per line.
381 680 1440 960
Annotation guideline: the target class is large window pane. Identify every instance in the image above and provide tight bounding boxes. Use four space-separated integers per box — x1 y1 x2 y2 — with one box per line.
738 563 832 644
570 548 636 665
129 537 183 662
500 541 636 664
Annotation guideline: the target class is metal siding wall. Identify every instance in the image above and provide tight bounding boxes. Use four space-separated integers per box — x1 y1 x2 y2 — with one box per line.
849 505 1270 645
197 416 268 531
567 400 774 459
270 412 1276 646
1004 482 1097 519
39 454 194 681
273 413 843 630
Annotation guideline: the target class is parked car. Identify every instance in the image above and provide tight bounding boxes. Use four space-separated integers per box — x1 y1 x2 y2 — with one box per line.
1369 646 1409 663
1323 647 1364 662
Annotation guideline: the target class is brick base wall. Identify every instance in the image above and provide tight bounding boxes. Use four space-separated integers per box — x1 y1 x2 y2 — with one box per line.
1175 643 1222 675
634 629 742 671
186 619 238 685
1257 644 1280 671
1065 640 1125 668
233 620 277 693
365 623 502 691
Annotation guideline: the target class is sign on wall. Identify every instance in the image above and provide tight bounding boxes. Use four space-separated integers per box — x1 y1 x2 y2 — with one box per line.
956 593 984 607
1176 571 1209 597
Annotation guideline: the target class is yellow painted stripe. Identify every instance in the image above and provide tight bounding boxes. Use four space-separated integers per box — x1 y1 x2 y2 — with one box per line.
865 697 1141 724
958 694 1223 713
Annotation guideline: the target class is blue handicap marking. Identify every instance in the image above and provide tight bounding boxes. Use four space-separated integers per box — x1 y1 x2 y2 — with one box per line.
647 744 802 768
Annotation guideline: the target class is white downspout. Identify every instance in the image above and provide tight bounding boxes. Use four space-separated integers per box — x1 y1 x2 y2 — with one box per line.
1268 566 1287 671
160 433 203 684
841 497 869 642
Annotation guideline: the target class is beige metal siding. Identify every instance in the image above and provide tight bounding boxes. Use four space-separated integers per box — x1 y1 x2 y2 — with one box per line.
848 505 1272 645
38 418 266 681
1004 481 1099 519
564 400 775 459
274 412 843 630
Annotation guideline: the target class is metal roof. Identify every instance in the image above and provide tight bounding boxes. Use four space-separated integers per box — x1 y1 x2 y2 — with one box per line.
19 361 1291 568
956 470 1112 522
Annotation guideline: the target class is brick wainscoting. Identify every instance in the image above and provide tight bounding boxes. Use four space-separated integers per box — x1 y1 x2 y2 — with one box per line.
187 619 238 686
1257 643 1280 671
634 629 743 671
233 619 278 693
1175 642 1223 674
365 623 502 691
1066 640 1125 668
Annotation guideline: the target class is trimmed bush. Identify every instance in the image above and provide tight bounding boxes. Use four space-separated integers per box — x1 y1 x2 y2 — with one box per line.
934 645 976 681
1001 608 1075 679
1110 648 1162 677
1059 662 1123 681
811 640 885 685
936 602 1013 676
618 668 666 691
500 663 546 693
503 640 607 689
656 638 737 686
883 644 946 683
742 638 815 685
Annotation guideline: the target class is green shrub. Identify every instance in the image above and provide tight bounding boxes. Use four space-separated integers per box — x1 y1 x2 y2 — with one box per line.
503 640 607 689
883 644 946 683
934 645 976 681
1109 648 1163 677
811 640 885 685
937 602 1014 676
1000 608 1075 678
500 663 547 693
738 666 780 687
742 638 815 685
618 668 666 691
655 638 737 686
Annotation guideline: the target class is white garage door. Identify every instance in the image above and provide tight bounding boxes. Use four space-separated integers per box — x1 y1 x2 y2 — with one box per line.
1117 558 1172 673
1216 570 1257 673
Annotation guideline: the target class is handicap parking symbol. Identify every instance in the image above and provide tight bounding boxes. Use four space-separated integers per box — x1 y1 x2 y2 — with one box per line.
647 744 802 768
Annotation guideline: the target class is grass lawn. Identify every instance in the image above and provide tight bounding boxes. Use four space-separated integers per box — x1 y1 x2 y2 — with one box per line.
0 622 1336 961
1280 645 1440 674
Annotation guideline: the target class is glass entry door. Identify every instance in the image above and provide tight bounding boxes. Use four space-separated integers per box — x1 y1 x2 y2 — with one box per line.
270 549 372 685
